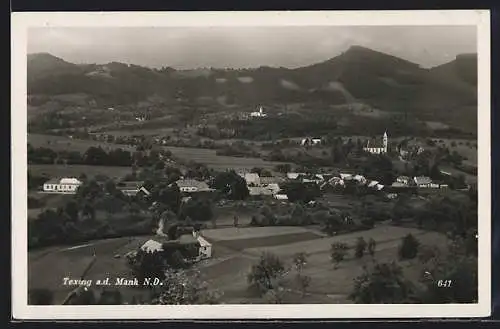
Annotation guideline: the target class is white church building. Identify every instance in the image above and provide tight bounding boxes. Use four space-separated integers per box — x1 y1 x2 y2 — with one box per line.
363 131 388 154
250 106 267 118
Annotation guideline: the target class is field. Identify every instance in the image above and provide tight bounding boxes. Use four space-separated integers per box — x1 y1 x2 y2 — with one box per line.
28 133 288 171
29 164 133 181
28 235 155 304
28 223 452 304
196 224 449 304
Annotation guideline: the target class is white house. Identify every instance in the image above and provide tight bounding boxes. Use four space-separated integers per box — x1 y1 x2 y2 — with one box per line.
117 181 151 197
193 232 212 259
300 137 322 146
396 176 411 185
175 179 214 193
363 131 388 154
274 194 289 200
140 239 164 253
286 172 305 180
250 106 267 118
43 177 82 194
414 176 432 188
240 173 260 186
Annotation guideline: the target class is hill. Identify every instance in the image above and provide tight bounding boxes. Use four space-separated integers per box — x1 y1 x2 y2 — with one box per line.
27 46 478 133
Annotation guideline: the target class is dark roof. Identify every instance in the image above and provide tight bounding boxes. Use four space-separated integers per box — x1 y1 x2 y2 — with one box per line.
365 138 384 148
117 181 144 190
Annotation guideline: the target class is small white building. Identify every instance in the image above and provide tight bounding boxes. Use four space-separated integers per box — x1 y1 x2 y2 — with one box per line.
286 172 305 180
193 233 212 259
396 176 411 185
274 194 289 200
43 177 82 194
140 239 164 253
414 176 432 188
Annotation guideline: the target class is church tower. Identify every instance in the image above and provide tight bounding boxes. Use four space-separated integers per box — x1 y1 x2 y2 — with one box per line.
383 131 388 153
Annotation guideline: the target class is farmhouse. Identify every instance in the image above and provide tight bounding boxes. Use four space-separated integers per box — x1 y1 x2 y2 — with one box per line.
43 177 83 194
396 176 411 185
116 181 151 197
286 172 306 180
192 231 212 259
300 137 323 146
363 131 388 154
239 173 261 186
274 194 289 200
140 239 164 253
413 176 433 188
249 186 274 196
175 179 214 193
259 176 286 186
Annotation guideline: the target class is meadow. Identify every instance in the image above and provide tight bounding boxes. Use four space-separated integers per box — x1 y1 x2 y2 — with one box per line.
28 133 287 171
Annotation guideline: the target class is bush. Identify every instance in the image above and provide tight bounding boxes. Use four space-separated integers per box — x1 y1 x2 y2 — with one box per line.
398 234 420 260
247 252 285 295
355 237 367 258
331 242 349 269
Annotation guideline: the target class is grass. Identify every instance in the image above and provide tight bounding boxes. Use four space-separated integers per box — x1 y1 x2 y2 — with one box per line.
28 133 287 170
28 223 452 304
198 224 449 304
29 164 132 180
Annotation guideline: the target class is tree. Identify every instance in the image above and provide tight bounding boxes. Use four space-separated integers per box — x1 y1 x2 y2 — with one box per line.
398 234 420 260
367 238 377 257
331 242 349 269
127 249 166 285
211 171 249 200
248 252 286 295
349 262 416 303
29 288 54 305
293 252 310 297
83 146 108 165
152 269 220 305
64 200 79 221
275 163 291 173
417 239 478 303
355 237 367 259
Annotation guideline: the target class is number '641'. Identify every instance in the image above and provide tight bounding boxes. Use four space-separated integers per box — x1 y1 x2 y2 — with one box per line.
437 280 452 288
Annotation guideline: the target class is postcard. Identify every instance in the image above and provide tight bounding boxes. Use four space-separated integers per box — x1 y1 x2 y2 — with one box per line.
11 10 491 319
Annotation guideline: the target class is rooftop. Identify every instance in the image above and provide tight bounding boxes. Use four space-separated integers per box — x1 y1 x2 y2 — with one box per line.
175 179 210 190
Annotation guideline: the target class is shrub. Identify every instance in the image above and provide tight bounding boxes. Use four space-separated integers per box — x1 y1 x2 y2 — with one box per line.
355 237 367 258
398 234 420 260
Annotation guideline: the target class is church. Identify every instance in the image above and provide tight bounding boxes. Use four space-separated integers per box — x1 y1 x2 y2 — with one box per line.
363 131 388 154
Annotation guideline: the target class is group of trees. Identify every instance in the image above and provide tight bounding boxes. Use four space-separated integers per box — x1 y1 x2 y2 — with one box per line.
28 143 172 168
28 178 155 249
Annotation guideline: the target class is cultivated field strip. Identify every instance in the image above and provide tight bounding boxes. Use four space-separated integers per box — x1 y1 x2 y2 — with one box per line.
202 226 321 241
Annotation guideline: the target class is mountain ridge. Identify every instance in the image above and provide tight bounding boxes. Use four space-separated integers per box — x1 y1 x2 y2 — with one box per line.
27 46 478 133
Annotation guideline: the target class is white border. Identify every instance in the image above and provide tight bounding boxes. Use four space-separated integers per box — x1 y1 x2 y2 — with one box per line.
12 10 491 320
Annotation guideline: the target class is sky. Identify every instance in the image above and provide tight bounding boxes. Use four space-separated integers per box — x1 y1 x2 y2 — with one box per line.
27 26 477 69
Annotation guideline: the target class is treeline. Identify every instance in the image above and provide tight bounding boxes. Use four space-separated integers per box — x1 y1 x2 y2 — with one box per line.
28 144 171 167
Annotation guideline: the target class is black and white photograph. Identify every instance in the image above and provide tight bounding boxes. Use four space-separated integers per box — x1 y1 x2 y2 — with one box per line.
12 10 491 319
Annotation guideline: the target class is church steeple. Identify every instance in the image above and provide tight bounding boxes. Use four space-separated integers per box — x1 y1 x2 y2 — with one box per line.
383 131 388 153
